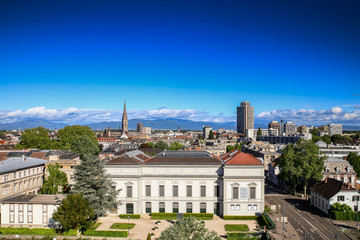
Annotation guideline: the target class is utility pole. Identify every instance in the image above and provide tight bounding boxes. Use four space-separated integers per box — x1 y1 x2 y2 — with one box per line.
283 198 285 235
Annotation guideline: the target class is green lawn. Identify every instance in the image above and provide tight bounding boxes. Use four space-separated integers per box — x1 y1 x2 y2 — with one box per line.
110 223 136 229
224 224 249 232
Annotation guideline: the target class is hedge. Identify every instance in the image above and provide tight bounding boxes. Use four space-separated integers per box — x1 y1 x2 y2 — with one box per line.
224 224 249 232
119 214 141 219
223 216 258 220
110 223 135 229
83 230 128 237
264 205 271 213
227 232 260 240
150 213 213 220
330 210 357 221
257 213 276 230
89 222 102 231
0 227 77 236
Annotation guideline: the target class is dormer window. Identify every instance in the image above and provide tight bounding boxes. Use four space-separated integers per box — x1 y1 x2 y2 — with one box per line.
347 167 352 173
325 167 330 173
336 167 340 173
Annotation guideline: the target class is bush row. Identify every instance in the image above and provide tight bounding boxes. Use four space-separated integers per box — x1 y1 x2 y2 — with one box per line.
83 230 128 237
330 210 357 221
257 213 275 230
119 214 141 219
0 227 76 236
223 216 258 220
227 232 260 240
110 223 136 229
150 213 213 220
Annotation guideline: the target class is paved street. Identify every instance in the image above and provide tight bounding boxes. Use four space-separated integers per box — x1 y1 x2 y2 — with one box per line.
266 182 352 240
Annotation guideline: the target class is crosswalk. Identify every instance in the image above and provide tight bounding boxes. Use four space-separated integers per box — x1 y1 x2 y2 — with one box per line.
265 193 288 197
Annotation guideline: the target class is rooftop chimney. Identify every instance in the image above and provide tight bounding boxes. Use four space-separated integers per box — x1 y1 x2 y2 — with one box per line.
22 155 26 162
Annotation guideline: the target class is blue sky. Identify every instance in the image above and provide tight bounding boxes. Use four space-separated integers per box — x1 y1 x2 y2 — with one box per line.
1 0 360 125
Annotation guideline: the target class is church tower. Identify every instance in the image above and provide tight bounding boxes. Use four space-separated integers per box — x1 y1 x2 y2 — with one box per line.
122 100 128 134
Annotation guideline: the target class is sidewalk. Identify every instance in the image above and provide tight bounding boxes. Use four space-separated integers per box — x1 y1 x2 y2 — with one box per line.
265 200 301 240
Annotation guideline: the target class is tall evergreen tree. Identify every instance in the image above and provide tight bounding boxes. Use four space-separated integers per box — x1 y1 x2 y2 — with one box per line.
71 135 99 158
72 155 119 216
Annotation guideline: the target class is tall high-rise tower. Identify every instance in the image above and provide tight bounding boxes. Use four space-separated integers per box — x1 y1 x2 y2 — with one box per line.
236 101 254 136
122 100 128 134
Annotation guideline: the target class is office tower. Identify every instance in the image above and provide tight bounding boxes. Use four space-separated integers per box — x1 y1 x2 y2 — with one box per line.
137 123 144 133
268 121 281 135
284 121 296 135
237 101 254 136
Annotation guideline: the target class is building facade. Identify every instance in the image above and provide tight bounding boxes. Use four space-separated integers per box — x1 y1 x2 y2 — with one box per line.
323 157 357 187
0 194 65 228
105 150 264 216
246 128 278 141
329 123 343 136
203 126 212 139
284 121 296 135
268 121 281 135
137 123 144 133
237 101 254 136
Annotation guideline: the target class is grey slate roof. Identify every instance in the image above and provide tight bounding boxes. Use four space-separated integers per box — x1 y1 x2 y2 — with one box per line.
325 157 348 163
0 194 65 204
0 157 48 174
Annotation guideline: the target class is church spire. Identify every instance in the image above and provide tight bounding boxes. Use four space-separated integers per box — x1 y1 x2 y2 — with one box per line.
122 100 128 134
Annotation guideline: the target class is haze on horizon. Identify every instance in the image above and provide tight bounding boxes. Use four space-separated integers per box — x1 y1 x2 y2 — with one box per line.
1 0 359 126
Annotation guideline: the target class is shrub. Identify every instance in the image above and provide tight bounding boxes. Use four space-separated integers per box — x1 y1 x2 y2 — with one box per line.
119 214 141 219
257 213 275 230
264 205 271 213
225 224 249 231
147 233 152 240
83 230 128 237
223 216 258 220
110 223 135 229
330 210 357 221
0 227 77 236
150 213 213 220
88 222 102 230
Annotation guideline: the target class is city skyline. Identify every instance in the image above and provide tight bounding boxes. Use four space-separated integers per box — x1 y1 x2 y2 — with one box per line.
1 0 360 126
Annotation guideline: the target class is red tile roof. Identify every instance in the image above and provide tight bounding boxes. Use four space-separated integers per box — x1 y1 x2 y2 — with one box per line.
222 150 262 166
0 152 8 161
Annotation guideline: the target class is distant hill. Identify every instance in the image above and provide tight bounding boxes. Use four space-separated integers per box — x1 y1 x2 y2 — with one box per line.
0 118 358 131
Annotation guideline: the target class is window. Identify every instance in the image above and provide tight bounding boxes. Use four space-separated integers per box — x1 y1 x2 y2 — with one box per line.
325 167 330 173
146 202 151 213
253 204 258 211
159 202 165 213
146 185 151 197
19 204 24 223
250 187 256 199
37 168 39 174
353 196 360 202
173 185 178 197
186 202 192 213
201 186 206 197
248 204 252 211
28 204 33 223
42 204 47 212
19 172 22 178
126 203 134 214
127 186 133 198
338 195 344 201
355 205 358 212
173 202 179 213
19 182 22 190
9 204 15 223
32 169 35 174
349 177 352 183
233 187 239 199
200 203 206 213
24 171 26 177
336 167 340 173
10 204 14 212
14 184 17 192
42 214 48 224
236 204 240 211
13 173 16 179
214 185 220 197
28 170 30 176
230 204 235 211
187 185 192 197
159 185 165 197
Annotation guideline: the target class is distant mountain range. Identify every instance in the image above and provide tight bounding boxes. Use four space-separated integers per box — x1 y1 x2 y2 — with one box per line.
0 118 359 131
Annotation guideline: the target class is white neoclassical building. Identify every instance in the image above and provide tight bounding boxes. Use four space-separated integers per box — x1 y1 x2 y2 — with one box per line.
105 150 264 216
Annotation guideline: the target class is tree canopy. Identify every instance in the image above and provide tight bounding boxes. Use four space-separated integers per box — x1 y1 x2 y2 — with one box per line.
71 135 99 158
155 140 168 150
58 125 98 150
256 127 262 140
347 152 360 176
157 216 221 240
52 194 95 232
208 130 215 140
226 142 244 153
169 142 184 150
40 163 68 194
139 142 155 148
71 155 119 216
276 139 326 196
16 127 52 149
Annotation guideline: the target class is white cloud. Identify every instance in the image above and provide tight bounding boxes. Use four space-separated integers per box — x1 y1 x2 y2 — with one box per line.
256 107 360 126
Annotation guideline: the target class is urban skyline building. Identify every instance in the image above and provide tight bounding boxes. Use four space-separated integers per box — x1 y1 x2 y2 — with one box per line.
268 121 281 135
237 101 254 136
137 123 144 133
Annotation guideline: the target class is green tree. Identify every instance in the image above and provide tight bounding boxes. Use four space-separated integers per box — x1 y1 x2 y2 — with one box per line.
169 142 184 150
208 130 215 140
16 127 52 149
157 216 221 240
331 134 352 144
330 202 353 213
347 152 360 176
57 125 98 150
256 127 262 141
40 163 68 194
321 135 331 144
71 155 119 216
277 139 326 197
71 135 99 158
0 132 5 139
52 194 95 232
155 140 168 150
226 142 244 153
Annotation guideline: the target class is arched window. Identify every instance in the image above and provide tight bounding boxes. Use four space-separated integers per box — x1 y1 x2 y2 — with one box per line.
186 202 192 213
159 202 165 213
146 202 151 214
173 202 179 213
200 203 206 213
